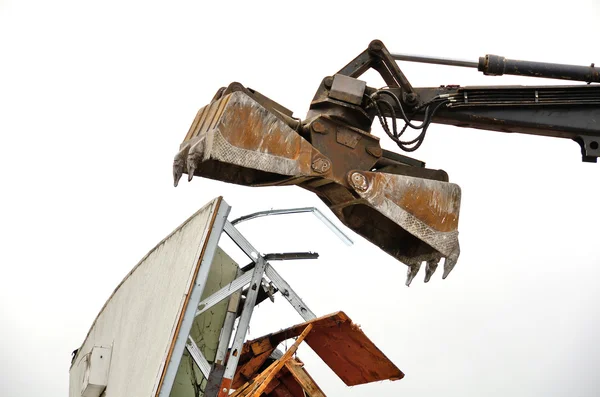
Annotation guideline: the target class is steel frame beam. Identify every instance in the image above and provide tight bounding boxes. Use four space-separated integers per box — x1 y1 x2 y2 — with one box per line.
161 211 320 397
158 199 231 397
210 221 317 397
186 336 211 379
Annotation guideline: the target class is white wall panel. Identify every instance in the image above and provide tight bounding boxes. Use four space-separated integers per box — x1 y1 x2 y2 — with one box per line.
69 198 222 397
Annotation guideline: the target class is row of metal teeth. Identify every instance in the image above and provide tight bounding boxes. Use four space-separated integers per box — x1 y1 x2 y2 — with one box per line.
173 144 203 187
404 254 458 286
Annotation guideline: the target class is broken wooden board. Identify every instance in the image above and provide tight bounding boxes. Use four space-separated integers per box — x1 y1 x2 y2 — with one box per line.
233 355 323 397
284 360 326 397
233 311 404 389
231 325 313 397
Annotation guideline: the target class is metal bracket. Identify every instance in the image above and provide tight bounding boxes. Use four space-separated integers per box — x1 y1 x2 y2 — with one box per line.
265 264 315 321
195 271 254 317
231 207 353 246
211 221 318 397
186 336 211 379
578 135 600 162
157 199 231 397
158 213 322 397
218 255 268 396
196 252 318 318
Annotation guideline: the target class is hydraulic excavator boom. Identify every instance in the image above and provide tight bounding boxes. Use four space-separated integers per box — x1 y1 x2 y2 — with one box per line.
174 40 600 285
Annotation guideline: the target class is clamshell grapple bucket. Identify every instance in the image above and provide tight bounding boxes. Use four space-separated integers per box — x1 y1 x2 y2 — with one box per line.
174 84 461 285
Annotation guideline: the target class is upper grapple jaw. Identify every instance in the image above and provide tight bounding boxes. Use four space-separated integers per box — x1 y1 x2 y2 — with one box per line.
174 83 462 284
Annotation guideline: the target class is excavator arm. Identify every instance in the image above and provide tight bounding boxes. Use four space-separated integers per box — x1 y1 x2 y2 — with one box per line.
174 40 599 285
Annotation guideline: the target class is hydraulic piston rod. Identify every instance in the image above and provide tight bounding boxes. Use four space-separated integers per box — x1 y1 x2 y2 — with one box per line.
391 52 478 68
391 52 599 83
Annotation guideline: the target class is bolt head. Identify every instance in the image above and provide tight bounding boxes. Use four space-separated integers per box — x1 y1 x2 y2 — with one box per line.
350 172 369 192
404 92 418 104
312 158 331 173
369 40 383 52
312 121 326 134
366 146 382 158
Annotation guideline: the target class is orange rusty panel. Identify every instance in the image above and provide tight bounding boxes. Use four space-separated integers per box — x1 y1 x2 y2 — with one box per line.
231 313 398 394
185 91 314 163
176 91 322 184
305 314 403 385
183 95 232 142
218 94 304 158
362 172 461 233
265 312 404 386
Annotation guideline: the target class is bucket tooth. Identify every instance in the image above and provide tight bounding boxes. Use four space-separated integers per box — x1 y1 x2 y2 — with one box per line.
442 246 460 279
405 261 422 287
173 144 189 187
424 254 442 283
186 163 195 182
173 161 183 187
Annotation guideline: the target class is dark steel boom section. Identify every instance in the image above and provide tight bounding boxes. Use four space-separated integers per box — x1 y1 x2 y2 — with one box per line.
386 85 600 162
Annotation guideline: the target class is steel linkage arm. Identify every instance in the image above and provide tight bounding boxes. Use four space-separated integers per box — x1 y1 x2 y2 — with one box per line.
322 40 600 163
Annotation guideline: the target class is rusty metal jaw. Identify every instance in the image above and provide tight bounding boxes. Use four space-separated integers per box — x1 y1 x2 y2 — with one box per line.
175 89 462 285
174 90 324 188
343 171 461 285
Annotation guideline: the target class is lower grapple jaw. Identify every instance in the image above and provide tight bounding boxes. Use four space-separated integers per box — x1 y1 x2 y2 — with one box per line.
174 84 462 285
342 170 461 286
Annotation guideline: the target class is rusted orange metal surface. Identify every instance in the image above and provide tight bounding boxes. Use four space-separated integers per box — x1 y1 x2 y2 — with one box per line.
174 90 322 188
348 171 461 285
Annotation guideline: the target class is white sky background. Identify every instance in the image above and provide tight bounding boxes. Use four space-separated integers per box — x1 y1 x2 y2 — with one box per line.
1 1 600 396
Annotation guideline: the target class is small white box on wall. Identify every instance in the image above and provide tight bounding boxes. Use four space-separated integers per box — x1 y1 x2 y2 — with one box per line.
81 346 112 397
